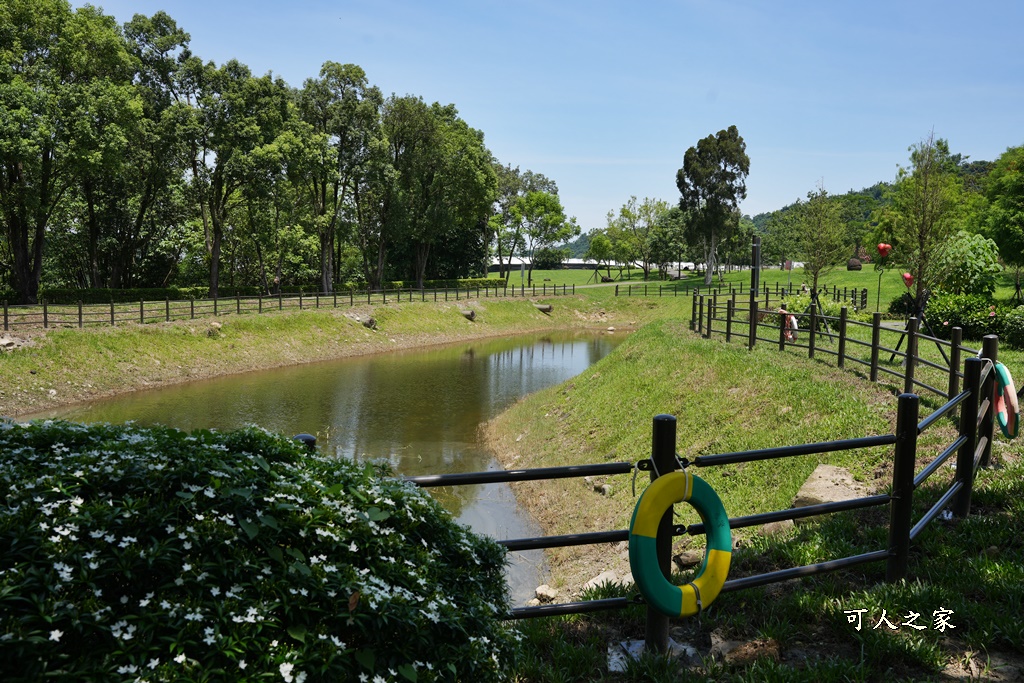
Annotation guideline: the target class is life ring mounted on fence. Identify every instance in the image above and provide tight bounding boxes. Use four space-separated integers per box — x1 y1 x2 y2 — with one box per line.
628 470 731 618
993 361 1020 439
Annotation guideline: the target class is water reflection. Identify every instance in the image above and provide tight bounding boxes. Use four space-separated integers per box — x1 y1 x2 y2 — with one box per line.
35 331 623 603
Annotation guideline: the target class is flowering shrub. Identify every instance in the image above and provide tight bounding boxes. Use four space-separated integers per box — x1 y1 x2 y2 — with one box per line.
923 292 1003 340
0 421 515 682
1003 305 1024 350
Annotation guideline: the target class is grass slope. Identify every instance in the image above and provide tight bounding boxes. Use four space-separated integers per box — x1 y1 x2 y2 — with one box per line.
485 319 1024 681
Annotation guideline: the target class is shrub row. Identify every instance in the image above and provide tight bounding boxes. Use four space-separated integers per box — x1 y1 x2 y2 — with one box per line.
0 421 516 682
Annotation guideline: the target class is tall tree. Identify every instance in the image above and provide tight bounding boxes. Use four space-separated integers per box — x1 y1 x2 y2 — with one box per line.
70 11 191 289
0 0 132 302
605 196 669 280
490 164 557 279
186 59 291 297
512 190 577 286
676 125 750 285
296 62 382 293
584 231 614 280
986 146 1024 302
795 185 847 293
878 133 963 310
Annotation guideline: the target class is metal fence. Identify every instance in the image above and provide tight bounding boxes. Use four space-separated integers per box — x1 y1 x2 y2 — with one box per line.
402 341 1001 654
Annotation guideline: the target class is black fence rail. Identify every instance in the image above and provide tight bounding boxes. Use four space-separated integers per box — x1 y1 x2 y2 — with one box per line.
692 290 992 402
401 344 1000 653
1 283 578 330
617 281 869 309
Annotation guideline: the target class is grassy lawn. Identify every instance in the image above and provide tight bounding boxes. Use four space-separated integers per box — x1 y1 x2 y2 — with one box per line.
485 315 1024 681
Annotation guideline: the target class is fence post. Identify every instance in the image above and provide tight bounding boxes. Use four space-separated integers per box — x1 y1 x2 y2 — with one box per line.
697 296 704 335
838 307 847 369
3 300 6 331
690 294 697 331
139 299 144 325
237 294 241 315
110 300 115 326
979 335 999 468
616 284 619 297
706 295 713 337
78 300 83 328
870 313 881 382
190 299 195 319
748 289 757 350
726 300 733 342
947 327 962 403
886 392 919 583
903 317 919 394
43 299 48 329
259 295 263 314
299 291 304 310
645 414 678 654
166 297 170 322
808 303 817 359
778 307 787 351
954 357 983 517
214 296 218 316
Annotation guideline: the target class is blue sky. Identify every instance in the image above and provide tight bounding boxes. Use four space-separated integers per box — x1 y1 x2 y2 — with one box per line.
86 0 1023 232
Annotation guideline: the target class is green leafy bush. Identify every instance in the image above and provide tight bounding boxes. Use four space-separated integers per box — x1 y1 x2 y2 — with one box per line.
923 292 1002 340
887 293 917 316
0 422 515 682
935 230 1003 297
1002 305 1024 350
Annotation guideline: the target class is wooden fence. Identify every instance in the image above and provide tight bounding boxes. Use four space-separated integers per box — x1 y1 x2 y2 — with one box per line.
692 289 979 402
1 283 577 331
617 281 870 310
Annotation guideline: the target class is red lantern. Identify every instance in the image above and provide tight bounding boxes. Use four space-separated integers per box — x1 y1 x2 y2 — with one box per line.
902 272 914 288
877 243 892 258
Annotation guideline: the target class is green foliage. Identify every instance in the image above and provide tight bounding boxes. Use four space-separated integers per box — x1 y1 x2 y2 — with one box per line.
676 125 750 284
923 292 1003 340
887 293 917 316
1001 305 1024 350
0 421 515 682
877 134 964 309
795 186 848 291
986 146 1024 270
531 247 569 270
605 196 672 280
935 230 1002 296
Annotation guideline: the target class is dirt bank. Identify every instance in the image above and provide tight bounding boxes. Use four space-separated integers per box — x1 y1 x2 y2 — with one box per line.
1 300 618 418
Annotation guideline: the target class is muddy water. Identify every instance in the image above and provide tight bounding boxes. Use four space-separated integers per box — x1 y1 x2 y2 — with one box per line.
35 331 624 604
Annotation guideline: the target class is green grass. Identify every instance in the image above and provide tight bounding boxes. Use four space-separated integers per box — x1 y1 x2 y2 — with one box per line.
487 316 1024 682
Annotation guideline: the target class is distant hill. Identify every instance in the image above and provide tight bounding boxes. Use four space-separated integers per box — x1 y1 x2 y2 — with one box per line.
558 232 591 258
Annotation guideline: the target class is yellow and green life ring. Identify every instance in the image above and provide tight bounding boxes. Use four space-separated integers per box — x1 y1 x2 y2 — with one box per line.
994 361 1020 439
628 470 731 618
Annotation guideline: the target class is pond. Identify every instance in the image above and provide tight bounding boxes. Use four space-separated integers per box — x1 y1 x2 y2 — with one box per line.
33 330 625 603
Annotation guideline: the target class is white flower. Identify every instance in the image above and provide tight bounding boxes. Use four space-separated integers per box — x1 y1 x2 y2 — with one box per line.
279 662 295 682
49 629 63 642
239 660 247 670
174 653 187 664
148 658 159 669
